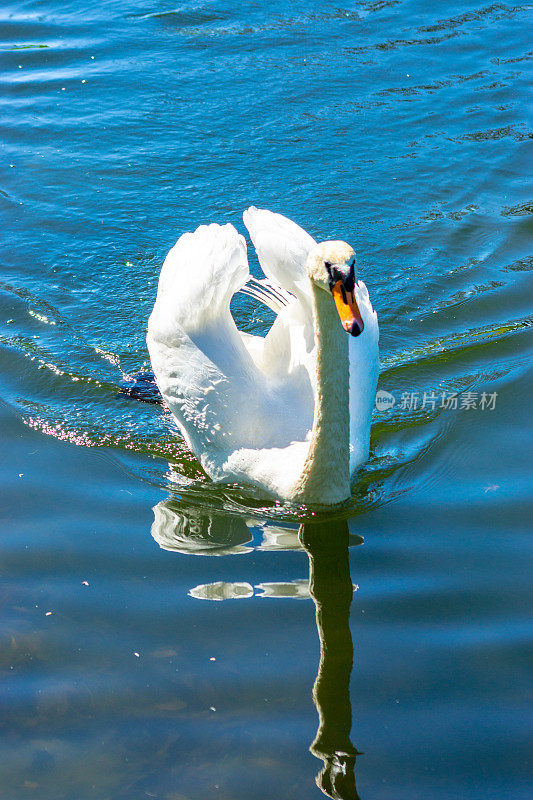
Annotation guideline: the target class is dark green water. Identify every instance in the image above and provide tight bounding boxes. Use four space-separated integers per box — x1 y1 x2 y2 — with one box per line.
1 1 532 798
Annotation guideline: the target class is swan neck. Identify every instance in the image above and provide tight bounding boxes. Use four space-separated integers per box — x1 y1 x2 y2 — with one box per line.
292 283 350 504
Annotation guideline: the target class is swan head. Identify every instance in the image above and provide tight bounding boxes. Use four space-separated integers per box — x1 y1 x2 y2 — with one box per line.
306 241 364 337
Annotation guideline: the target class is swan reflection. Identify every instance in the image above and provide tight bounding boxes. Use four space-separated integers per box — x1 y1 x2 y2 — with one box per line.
188 580 254 601
302 519 363 800
151 499 253 556
151 500 363 799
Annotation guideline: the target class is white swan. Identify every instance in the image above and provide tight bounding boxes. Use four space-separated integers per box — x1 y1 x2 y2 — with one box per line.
147 208 379 505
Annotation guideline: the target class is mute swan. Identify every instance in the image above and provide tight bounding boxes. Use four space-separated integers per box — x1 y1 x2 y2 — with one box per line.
147 208 379 505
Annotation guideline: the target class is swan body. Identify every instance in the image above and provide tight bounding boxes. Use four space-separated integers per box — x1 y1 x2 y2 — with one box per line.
147 208 379 505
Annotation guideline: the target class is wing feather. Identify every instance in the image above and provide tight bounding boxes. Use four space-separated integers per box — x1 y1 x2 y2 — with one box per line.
243 206 316 300
147 222 313 482
239 277 291 314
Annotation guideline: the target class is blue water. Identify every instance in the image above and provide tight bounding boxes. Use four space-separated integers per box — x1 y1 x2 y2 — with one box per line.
1 1 532 798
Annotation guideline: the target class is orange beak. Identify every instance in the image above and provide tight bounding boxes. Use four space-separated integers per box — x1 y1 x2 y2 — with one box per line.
332 281 364 337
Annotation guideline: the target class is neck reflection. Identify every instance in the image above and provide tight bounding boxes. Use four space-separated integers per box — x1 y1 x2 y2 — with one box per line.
300 519 363 800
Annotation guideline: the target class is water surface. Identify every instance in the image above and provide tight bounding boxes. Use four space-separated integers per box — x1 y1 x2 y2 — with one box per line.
1 1 531 798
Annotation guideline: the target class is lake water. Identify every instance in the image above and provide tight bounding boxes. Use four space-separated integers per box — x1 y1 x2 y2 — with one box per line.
1 1 531 798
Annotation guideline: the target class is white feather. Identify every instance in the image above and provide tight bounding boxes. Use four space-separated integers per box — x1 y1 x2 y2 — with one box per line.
147 209 379 502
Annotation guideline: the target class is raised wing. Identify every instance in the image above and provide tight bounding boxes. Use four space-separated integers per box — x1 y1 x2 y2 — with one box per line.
147 223 312 481
241 207 317 378
243 207 316 301
153 222 249 332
